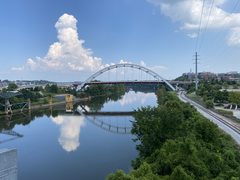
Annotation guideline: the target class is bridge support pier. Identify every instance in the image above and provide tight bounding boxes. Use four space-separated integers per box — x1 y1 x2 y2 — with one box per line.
5 99 12 114
27 98 31 110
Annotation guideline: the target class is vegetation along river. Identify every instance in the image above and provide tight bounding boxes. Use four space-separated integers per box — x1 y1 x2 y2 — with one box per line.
0 91 157 180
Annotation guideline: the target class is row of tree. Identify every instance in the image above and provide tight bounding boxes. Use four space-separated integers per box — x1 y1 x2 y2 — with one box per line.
106 87 240 179
83 84 125 97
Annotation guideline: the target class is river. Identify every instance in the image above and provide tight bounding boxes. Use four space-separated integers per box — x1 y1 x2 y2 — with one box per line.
0 91 158 180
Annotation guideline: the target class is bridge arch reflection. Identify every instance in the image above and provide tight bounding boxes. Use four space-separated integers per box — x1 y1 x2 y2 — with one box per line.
76 106 132 134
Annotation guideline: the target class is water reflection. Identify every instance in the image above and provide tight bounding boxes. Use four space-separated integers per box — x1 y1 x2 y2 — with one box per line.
77 106 133 134
119 91 156 106
51 116 85 152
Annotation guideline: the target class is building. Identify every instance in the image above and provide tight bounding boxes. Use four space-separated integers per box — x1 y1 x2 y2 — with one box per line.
198 71 217 80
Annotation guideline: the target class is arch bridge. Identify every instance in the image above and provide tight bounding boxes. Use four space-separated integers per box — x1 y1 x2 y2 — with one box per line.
74 64 189 92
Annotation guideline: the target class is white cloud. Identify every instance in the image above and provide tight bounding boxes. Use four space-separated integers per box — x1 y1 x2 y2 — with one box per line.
119 60 129 64
120 91 156 106
11 66 25 71
187 33 198 38
147 0 240 43
227 27 240 46
140 61 146 67
15 14 104 72
51 115 85 152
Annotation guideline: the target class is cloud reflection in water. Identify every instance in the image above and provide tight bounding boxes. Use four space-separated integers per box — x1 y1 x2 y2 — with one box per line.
51 116 85 152
119 92 156 106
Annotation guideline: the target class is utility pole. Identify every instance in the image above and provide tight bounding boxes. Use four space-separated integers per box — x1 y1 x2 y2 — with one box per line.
195 52 198 90
190 68 192 83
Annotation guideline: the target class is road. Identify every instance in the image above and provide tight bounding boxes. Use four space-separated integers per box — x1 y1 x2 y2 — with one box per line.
177 89 240 145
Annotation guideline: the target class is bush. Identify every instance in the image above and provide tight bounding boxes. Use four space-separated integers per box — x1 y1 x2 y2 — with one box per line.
43 98 48 104
215 103 223 106
203 95 207 102
233 84 239 89
205 100 214 108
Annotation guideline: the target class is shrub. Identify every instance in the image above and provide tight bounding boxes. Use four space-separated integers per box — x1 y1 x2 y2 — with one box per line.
203 95 207 102
206 100 214 108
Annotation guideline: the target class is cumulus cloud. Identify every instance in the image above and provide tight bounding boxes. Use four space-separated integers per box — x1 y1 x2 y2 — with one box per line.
187 33 198 38
147 0 240 45
15 14 104 72
140 61 146 67
51 115 85 152
119 60 132 64
11 66 25 71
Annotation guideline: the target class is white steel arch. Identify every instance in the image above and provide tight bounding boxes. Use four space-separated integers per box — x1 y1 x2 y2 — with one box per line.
77 63 176 91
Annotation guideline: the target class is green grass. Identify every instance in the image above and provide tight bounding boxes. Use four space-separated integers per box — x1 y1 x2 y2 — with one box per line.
217 109 233 115
169 91 177 95
187 93 202 102
42 91 59 97
31 97 62 105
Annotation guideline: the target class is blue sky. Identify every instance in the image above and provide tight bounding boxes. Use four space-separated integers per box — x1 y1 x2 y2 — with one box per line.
0 0 240 82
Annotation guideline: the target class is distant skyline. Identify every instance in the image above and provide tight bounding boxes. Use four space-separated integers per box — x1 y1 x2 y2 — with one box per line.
1 0 240 81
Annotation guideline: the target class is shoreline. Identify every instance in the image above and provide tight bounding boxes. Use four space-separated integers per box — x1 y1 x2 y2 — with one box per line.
0 97 91 116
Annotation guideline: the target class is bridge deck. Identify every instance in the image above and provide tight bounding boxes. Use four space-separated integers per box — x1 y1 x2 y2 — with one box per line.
73 81 191 86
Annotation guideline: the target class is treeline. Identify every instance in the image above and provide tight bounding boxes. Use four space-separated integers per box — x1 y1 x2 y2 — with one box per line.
185 79 238 94
187 79 240 105
83 84 125 97
106 87 240 179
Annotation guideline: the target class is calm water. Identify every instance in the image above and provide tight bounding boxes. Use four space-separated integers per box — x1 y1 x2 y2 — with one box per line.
0 91 157 180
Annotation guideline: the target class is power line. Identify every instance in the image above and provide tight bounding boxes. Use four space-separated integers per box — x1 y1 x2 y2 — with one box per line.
198 0 215 53
203 23 240 61
201 0 240 56
205 34 240 64
195 0 206 52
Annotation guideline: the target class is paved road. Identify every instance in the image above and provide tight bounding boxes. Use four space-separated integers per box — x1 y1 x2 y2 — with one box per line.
177 90 240 145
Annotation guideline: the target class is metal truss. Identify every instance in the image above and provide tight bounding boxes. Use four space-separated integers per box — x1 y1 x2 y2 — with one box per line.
0 93 22 99
76 63 176 91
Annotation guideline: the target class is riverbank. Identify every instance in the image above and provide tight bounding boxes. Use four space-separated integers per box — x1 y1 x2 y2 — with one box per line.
0 91 124 116
0 97 90 116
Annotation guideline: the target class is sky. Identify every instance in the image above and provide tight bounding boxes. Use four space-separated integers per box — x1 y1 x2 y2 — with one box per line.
0 0 240 82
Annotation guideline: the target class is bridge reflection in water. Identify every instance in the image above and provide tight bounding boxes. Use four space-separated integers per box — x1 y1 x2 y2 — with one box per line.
0 103 134 152
50 104 133 152
76 106 133 134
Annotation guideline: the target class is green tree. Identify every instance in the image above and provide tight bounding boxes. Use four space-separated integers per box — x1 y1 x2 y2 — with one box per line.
223 83 229 89
205 100 214 108
228 91 240 104
233 84 239 89
50 84 58 93
34 86 39 91
45 84 51 91
214 91 223 102
196 89 201 96
2 88 7 93
7 83 18 91
203 95 207 102
223 90 229 101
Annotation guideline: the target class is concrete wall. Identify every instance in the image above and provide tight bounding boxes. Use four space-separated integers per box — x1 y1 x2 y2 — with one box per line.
0 148 17 180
